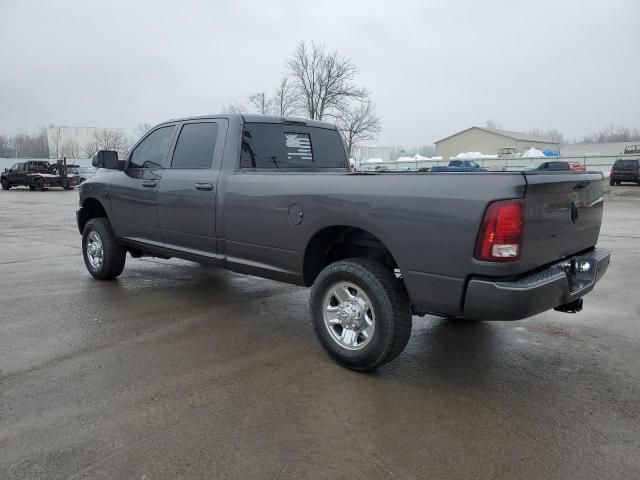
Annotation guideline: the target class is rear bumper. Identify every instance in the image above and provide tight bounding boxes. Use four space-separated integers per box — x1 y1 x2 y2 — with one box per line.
463 247 610 320
611 175 639 182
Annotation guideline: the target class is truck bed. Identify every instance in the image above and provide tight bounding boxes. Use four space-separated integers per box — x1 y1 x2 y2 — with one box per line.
222 169 605 317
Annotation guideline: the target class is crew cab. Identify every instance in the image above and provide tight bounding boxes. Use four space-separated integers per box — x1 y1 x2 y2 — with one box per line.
430 160 488 172
1 160 78 191
76 114 610 371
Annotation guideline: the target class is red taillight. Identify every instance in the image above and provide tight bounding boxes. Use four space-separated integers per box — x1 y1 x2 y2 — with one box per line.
475 199 524 262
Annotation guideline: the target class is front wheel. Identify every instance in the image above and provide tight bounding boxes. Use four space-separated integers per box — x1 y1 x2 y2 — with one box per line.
1 179 9 190
33 177 44 191
610 178 615 186
82 218 126 280
310 259 412 371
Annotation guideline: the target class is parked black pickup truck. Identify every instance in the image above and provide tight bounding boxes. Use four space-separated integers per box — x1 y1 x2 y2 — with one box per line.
77 114 610 371
1 160 78 190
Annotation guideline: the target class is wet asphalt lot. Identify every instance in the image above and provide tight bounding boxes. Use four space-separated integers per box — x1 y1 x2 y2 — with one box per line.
0 187 639 480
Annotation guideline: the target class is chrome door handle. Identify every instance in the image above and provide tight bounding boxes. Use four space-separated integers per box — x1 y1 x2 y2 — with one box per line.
142 180 157 188
195 183 214 191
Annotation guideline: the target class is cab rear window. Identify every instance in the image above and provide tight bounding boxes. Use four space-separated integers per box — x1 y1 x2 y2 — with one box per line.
614 159 639 168
240 123 347 169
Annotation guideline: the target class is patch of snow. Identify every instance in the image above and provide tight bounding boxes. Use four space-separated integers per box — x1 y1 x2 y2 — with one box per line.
523 148 545 158
451 152 498 159
397 155 443 162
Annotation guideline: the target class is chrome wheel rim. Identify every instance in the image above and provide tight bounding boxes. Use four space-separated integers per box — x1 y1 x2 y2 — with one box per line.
322 281 375 351
86 231 104 270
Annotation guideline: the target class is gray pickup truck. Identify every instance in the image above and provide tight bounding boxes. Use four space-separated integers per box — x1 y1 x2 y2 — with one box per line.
77 114 610 371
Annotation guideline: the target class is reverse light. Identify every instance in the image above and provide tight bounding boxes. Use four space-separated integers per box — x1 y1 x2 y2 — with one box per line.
475 199 524 262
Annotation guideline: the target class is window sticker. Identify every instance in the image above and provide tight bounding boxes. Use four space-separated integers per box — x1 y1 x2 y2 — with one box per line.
285 133 313 163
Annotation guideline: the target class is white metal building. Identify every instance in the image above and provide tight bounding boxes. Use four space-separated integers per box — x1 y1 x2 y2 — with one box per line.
435 127 560 159
352 145 393 163
47 126 126 159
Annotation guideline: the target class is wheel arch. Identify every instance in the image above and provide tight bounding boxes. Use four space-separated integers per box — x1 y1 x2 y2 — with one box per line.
78 197 109 234
302 225 401 287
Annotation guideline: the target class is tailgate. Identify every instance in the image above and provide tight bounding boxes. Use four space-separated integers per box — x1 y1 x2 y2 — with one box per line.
520 171 604 270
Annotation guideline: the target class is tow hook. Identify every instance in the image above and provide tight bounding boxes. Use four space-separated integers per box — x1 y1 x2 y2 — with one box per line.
554 298 584 314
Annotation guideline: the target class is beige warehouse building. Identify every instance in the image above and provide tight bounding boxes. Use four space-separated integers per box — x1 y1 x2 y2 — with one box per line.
435 127 560 159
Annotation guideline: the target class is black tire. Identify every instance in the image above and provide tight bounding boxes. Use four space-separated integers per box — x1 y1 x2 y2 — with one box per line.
82 217 126 280
29 185 35 191
1 179 9 190
33 177 44 191
609 178 615 186
310 258 412 371
64 186 73 190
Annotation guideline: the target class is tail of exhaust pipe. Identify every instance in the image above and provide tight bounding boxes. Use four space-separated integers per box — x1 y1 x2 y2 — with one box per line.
554 298 583 314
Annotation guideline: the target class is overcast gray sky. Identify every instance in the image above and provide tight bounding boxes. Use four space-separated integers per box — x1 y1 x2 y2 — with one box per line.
1 0 638 145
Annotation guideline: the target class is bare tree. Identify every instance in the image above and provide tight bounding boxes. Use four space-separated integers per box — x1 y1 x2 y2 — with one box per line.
34 127 49 158
528 128 564 143
84 129 129 158
272 76 296 117
133 123 152 139
61 139 80 158
222 102 248 114
485 120 502 129
83 138 100 158
336 99 381 158
248 92 272 115
582 125 640 143
287 41 367 120
0 131 11 157
10 129 50 158
50 126 62 158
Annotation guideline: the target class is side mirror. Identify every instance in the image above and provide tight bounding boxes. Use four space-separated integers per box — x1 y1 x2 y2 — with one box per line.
92 150 119 169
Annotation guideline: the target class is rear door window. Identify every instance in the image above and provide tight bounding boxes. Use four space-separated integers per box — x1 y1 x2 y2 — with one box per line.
240 123 347 169
171 122 219 169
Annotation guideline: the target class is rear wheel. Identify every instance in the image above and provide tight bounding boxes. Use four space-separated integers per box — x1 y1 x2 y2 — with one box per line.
33 177 44 191
82 218 126 280
1 179 9 190
310 258 412 371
